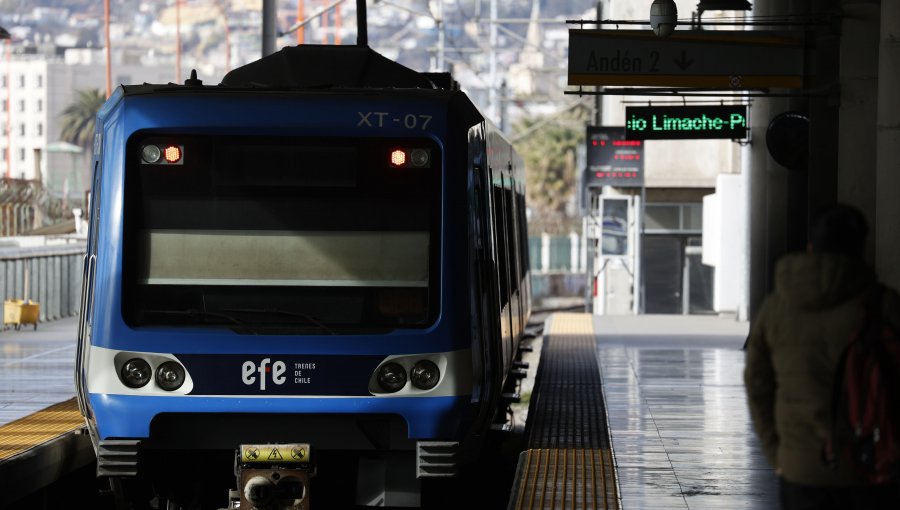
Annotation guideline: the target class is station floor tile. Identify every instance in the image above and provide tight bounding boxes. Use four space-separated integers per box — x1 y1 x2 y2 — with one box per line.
592 314 778 510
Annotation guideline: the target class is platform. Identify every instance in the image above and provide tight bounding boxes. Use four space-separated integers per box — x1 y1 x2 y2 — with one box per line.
509 313 777 510
0 315 90 508
0 315 79 426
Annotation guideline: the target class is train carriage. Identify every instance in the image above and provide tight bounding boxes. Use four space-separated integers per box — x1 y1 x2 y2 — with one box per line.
75 45 530 509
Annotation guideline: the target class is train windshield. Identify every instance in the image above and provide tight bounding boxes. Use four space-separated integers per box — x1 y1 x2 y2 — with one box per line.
122 134 441 334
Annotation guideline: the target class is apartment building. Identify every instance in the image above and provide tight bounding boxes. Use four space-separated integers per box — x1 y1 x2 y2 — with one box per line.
2 46 174 186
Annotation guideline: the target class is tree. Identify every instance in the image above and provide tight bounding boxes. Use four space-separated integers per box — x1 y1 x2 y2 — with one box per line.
59 88 105 152
513 103 591 234
49 88 105 223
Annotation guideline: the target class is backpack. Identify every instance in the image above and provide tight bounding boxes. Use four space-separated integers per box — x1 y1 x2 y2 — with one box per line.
827 285 900 484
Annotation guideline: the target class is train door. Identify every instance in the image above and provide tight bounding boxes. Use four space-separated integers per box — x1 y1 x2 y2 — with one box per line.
467 126 503 430
643 236 683 313
489 169 513 375
516 192 532 322
503 173 522 344
76 157 102 418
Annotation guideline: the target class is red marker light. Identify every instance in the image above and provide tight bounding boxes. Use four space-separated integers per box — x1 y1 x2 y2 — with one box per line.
163 145 182 164
390 149 407 167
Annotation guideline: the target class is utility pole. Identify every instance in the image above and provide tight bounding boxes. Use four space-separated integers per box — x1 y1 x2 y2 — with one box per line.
104 0 111 97
436 0 445 71
500 80 508 133
281 0 357 46
594 2 602 126
2 27 10 178
262 0 277 56
357 0 367 46
488 0 497 122
175 0 182 83
335 2 342 45
296 0 305 44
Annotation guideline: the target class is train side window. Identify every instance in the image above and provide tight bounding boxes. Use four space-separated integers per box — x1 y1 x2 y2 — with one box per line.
504 188 519 295
517 193 529 278
472 169 485 254
492 185 509 307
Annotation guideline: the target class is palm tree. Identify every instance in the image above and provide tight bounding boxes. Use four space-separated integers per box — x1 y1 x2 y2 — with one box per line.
59 88 105 151
52 88 105 221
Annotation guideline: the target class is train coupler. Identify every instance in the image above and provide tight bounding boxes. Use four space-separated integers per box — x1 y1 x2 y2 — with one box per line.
233 443 313 510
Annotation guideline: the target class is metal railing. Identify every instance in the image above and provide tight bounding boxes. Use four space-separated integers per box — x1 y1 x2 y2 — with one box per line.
0 242 85 322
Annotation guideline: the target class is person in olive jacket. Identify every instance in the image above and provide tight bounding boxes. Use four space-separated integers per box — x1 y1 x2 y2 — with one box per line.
744 203 900 510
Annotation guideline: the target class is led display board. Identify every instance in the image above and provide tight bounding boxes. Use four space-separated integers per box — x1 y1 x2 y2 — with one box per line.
585 126 644 188
625 105 748 140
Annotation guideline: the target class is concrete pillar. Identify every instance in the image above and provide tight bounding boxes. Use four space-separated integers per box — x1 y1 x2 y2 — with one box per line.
876 1 900 288
837 1 880 263
806 1 841 219
748 0 840 318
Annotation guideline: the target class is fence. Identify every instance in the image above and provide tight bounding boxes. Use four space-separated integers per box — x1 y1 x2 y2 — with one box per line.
0 241 85 323
528 233 586 306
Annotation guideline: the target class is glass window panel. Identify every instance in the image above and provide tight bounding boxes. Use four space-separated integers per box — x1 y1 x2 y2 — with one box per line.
645 204 680 231
683 204 703 230
601 198 629 255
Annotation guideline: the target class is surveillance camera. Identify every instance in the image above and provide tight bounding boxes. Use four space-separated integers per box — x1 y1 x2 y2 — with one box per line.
650 0 678 38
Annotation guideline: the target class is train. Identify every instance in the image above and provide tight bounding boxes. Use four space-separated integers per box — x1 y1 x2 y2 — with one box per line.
75 43 531 509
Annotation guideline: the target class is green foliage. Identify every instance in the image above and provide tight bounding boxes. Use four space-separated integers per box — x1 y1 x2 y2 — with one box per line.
514 103 591 234
59 88 105 152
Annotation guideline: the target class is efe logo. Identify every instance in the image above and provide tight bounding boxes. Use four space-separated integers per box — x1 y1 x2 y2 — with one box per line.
242 358 287 390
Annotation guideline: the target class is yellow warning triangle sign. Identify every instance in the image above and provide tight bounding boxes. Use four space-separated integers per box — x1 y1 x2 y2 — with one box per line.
268 448 283 461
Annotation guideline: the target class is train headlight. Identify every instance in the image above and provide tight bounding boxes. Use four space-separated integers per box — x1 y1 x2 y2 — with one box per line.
155 361 186 391
376 362 407 393
141 144 161 164
410 360 440 390
409 149 430 168
120 358 152 388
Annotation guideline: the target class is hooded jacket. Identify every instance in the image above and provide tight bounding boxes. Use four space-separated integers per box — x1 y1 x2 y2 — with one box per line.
744 252 900 486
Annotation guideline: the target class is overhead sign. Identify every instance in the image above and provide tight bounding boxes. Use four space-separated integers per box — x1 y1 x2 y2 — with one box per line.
585 126 644 188
569 30 805 89
625 105 748 140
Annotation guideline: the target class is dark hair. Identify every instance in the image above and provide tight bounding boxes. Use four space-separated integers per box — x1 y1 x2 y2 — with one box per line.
808 203 867 256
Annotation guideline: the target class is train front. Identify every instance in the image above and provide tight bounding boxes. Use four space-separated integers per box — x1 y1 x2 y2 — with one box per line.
77 73 482 508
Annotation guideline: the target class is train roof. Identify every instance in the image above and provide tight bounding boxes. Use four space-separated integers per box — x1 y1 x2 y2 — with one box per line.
121 45 458 96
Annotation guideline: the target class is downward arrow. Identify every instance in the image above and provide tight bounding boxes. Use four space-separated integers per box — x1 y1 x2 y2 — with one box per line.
673 50 694 71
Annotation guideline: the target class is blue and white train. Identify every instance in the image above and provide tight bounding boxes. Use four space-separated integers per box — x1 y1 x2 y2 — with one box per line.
75 44 530 509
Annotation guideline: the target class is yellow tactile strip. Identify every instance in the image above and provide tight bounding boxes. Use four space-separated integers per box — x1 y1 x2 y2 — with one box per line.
547 313 595 337
526 312 610 449
513 312 620 508
0 398 84 461
512 448 618 510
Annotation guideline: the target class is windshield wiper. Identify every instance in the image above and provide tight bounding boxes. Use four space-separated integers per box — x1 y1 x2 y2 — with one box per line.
224 308 336 335
144 309 259 335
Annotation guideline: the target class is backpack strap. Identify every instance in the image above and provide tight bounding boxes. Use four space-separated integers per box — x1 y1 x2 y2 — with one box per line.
825 283 884 467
